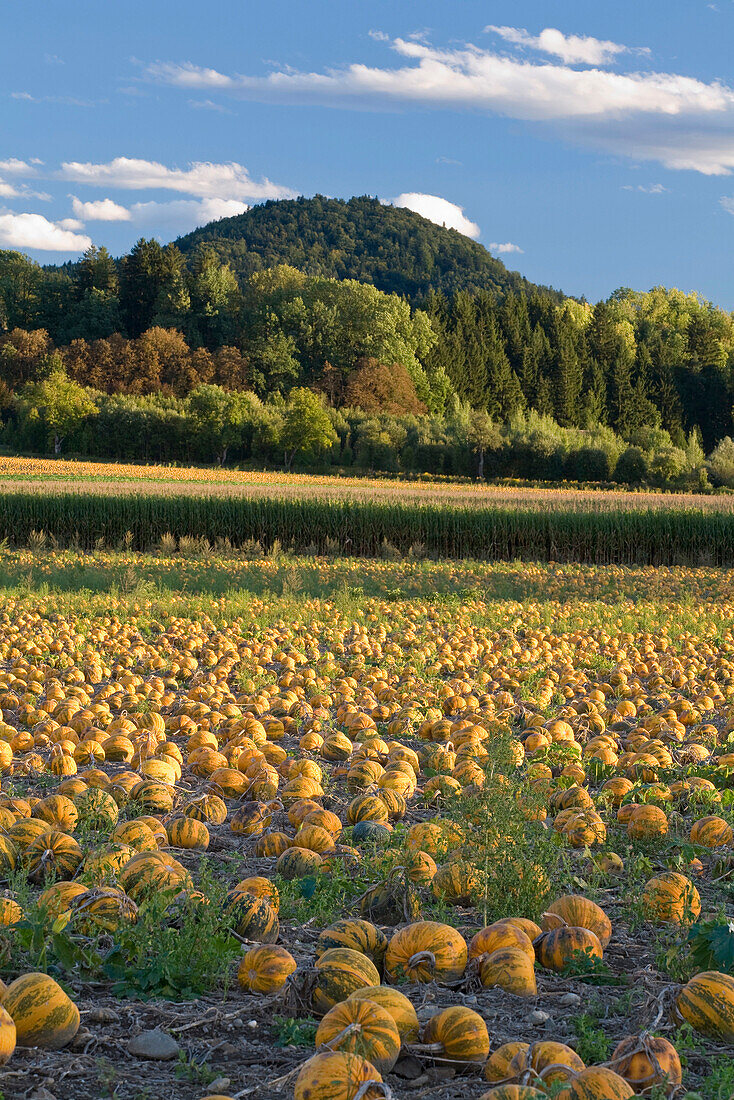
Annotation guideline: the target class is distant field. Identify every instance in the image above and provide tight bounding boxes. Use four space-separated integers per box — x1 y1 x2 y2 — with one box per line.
0 455 732 512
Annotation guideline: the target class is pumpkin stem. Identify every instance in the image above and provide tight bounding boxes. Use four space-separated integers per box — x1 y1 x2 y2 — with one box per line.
353 1083 392 1100
407 950 436 974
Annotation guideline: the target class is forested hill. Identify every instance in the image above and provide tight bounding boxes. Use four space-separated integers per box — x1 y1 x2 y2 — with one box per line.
174 195 563 303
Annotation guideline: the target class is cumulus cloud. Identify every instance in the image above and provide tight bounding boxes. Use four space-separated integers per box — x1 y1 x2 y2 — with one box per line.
489 241 524 254
0 212 91 251
58 218 84 230
0 159 36 175
485 26 633 66
390 193 480 238
147 37 734 174
126 196 249 236
0 181 19 199
59 156 296 200
71 196 131 221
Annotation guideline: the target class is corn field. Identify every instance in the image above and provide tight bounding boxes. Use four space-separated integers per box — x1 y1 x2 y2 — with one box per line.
3 490 734 564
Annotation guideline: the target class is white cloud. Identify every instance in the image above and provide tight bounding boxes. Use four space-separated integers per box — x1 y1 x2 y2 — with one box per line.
0 181 19 199
489 241 524 254
0 159 36 176
0 213 91 251
11 91 96 107
59 156 296 200
390 193 480 238
126 196 249 236
622 183 668 193
58 218 84 230
485 25 632 66
71 196 131 221
719 195 734 215
188 98 231 113
147 37 734 175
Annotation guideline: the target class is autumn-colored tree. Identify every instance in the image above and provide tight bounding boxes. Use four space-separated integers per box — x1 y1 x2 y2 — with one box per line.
135 327 191 394
315 360 345 406
213 345 250 390
344 357 426 415
0 328 52 388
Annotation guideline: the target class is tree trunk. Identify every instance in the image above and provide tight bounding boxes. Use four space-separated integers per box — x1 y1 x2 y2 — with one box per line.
54 433 62 455
477 448 484 480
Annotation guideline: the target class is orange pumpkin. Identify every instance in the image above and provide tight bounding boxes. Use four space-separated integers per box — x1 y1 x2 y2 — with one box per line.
384 921 467 984
611 1034 682 1096
541 895 612 947
315 999 401 1074
293 1051 384 1100
237 946 296 994
424 1005 490 1064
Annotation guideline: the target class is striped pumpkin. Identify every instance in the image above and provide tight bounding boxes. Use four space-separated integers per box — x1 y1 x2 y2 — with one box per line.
316 921 388 971
184 793 228 825
32 794 78 833
0 836 17 875
7 818 50 852
237 945 296 993
235 876 280 912
68 887 138 935
295 824 336 854
555 1067 634 1099
315 999 401 1074
347 986 419 1042
689 816 734 848
2 973 80 1049
0 1005 15 1065
484 1042 530 1083
294 1051 384 1100
479 947 537 997
313 949 381 1016
25 830 83 883
223 891 279 943
641 872 701 924
119 854 187 903
535 927 603 973
129 780 174 815
38 881 89 919
677 970 734 1041
82 843 135 884
542 896 612 947
74 788 119 829
509 1042 585 1087
404 850 437 886
385 921 467 984
166 816 210 850
0 898 22 926
431 862 483 905
468 922 535 962
254 832 291 858
424 1005 490 1064
276 847 323 880
111 819 158 852
610 1034 682 1095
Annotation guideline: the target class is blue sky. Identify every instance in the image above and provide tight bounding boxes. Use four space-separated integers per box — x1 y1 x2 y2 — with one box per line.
3 0 734 305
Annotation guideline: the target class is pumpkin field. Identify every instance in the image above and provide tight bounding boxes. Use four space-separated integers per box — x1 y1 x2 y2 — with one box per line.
0 550 730 1099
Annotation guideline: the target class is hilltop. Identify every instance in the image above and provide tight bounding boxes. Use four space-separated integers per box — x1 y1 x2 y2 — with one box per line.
174 194 563 303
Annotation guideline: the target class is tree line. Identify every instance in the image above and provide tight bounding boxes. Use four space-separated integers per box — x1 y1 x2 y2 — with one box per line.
1 219 734 485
